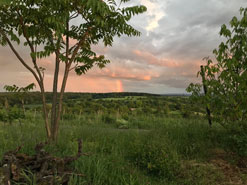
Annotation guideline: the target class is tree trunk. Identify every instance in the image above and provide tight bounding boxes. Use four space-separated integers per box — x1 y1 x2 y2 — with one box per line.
40 84 51 139
51 52 60 141
51 20 70 142
52 65 70 141
200 65 212 126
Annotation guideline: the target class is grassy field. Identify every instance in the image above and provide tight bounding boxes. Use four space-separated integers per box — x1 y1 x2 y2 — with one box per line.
1 111 247 185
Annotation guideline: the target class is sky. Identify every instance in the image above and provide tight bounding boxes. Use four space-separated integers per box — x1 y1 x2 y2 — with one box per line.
1 0 247 94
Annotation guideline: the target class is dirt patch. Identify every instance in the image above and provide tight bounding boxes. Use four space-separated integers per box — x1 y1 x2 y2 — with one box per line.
209 148 247 185
181 149 247 185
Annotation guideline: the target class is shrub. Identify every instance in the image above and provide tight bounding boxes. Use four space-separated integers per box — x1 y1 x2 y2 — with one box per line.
101 114 116 124
227 123 247 157
0 109 8 123
62 113 76 120
127 133 181 180
116 118 129 129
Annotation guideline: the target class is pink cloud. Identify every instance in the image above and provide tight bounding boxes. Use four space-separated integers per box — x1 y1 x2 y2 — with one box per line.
65 76 124 92
42 74 124 92
133 49 179 67
88 64 159 81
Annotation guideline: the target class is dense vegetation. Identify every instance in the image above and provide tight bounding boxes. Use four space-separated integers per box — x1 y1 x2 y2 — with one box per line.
1 92 247 185
0 92 199 125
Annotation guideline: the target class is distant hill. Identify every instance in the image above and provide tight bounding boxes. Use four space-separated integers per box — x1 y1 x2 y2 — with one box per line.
0 92 161 106
160 93 190 97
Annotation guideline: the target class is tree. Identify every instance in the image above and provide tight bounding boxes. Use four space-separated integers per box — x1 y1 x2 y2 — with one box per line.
0 0 146 141
4 83 36 115
187 7 247 127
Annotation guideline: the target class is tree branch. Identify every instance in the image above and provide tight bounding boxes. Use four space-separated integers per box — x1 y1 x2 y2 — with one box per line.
69 26 92 65
69 63 78 71
17 10 44 83
0 29 41 87
66 21 70 64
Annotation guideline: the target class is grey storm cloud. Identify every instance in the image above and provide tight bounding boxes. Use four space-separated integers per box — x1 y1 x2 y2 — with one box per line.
1 0 247 93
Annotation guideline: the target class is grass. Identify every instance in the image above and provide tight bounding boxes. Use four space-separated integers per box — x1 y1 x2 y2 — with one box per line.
0 114 246 185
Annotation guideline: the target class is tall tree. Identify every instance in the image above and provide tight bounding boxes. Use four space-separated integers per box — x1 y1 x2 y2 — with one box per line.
187 7 247 128
0 0 146 141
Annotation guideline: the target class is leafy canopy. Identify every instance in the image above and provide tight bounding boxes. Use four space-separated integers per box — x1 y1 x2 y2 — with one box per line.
0 0 147 74
4 83 36 93
187 7 247 126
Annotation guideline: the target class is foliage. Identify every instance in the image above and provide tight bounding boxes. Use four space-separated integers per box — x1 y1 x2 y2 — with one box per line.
128 132 181 179
187 7 247 126
116 118 129 129
163 104 170 115
101 114 116 124
1 101 246 184
0 92 202 120
0 0 146 140
229 131 247 157
0 0 10 5
4 83 35 93
0 109 8 123
0 106 24 124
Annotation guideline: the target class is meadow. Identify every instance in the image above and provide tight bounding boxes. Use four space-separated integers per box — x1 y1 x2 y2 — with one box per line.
0 93 247 185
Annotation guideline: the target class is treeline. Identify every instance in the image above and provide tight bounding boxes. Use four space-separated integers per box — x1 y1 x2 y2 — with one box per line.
0 92 158 106
0 92 206 125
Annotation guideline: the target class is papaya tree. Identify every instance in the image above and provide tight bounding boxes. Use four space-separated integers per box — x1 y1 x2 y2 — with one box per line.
187 7 247 128
0 0 146 141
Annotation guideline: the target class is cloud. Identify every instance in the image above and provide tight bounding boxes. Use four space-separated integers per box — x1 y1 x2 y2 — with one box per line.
133 49 178 67
74 60 160 82
1 0 247 94
65 76 124 93
140 0 166 32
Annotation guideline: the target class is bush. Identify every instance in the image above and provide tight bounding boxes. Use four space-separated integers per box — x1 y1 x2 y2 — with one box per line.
101 114 116 124
227 123 247 157
62 113 76 120
0 109 8 123
116 118 129 129
181 109 191 118
127 133 181 180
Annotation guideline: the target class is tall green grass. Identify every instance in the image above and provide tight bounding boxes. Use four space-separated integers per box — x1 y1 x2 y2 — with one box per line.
0 115 238 185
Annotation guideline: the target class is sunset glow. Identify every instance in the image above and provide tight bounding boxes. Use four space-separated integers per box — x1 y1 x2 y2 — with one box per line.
116 80 123 92
60 76 124 93
1 0 246 94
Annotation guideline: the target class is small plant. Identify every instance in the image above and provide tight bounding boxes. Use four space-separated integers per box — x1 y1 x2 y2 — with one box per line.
4 83 36 116
128 133 181 180
116 118 129 129
8 106 25 125
0 109 8 124
101 114 116 124
226 124 247 157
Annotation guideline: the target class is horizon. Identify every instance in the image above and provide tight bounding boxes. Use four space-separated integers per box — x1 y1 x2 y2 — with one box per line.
0 90 191 96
